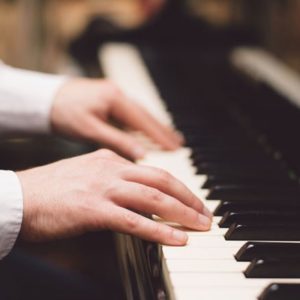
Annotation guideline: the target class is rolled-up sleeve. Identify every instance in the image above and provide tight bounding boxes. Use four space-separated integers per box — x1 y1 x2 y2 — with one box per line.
0 62 67 135
0 171 23 259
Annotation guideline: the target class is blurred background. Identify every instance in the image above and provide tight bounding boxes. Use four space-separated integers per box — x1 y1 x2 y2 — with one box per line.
1 0 300 74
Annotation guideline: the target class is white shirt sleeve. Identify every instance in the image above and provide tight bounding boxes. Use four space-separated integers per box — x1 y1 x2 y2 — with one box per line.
0 62 67 134
0 171 23 259
0 63 67 259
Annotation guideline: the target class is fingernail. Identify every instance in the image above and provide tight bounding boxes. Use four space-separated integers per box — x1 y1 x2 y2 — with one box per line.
203 206 213 219
172 230 188 244
133 146 146 159
198 214 212 229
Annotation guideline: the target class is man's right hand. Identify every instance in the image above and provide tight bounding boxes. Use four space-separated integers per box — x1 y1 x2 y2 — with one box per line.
17 149 212 245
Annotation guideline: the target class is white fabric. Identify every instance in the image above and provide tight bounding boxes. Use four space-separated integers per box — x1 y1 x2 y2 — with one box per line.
0 171 23 259
0 62 66 134
0 63 67 259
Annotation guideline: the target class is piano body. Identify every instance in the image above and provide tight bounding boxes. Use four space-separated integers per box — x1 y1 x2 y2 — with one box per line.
72 0 300 299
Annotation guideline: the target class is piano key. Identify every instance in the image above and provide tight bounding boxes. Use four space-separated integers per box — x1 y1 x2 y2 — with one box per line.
100 43 172 125
204 171 292 183
163 247 235 260
165 259 248 272
196 162 282 175
207 186 300 201
245 259 300 278
168 273 300 288
205 200 221 213
214 201 300 216
174 287 258 300
187 236 244 248
158 224 227 237
219 211 300 228
235 242 300 262
225 224 300 241
259 283 300 300
202 176 295 189
192 150 271 162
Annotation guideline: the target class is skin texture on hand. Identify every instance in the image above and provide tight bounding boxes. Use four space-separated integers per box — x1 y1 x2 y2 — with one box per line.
17 149 212 245
51 79 182 160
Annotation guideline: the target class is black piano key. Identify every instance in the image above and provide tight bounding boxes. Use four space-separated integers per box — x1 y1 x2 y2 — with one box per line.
193 155 272 168
202 176 296 189
225 223 300 241
191 145 264 155
259 284 300 300
244 259 300 278
185 134 251 146
214 201 300 216
235 242 300 261
206 171 292 182
196 166 281 177
207 186 300 201
219 211 300 228
191 146 264 156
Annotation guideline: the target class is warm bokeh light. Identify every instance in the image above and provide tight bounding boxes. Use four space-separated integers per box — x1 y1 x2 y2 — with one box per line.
1 0 300 73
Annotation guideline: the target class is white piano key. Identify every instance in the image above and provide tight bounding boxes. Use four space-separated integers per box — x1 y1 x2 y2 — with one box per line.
187 236 244 248
163 247 235 260
100 43 172 125
157 223 226 236
174 287 259 300
165 259 249 272
205 200 220 212
212 216 222 224
169 273 300 288
184 227 227 236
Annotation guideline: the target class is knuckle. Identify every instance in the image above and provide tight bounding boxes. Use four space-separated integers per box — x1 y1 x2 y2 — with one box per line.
147 188 164 203
152 222 164 239
189 196 203 212
104 182 121 199
97 149 116 160
188 209 200 224
166 227 177 241
155 168 172 186
105 80 121 96
123 212 140 230
151 167 170 180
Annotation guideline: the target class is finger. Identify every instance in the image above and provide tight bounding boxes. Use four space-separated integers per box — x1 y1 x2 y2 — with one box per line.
90 149 133 165
123 165 213 219
86 116 146 159
106 206 188 246
111 181 211 231
112 97 183 150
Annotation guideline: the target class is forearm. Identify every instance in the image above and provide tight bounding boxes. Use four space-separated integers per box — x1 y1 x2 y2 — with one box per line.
0 62 67 135
0 171 23 259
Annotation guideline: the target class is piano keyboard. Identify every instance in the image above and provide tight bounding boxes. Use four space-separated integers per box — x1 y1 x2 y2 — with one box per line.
99 43 300 300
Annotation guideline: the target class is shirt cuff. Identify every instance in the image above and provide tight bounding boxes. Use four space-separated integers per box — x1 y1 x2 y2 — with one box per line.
0 171 23 260
0 63 67 134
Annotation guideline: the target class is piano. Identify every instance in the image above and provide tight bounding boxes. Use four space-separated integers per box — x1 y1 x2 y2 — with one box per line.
73 1 300 299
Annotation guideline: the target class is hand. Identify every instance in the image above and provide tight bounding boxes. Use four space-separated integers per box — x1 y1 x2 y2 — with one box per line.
17 149 212 245
51 78 182 159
